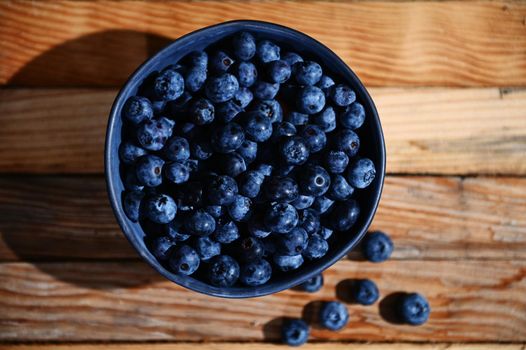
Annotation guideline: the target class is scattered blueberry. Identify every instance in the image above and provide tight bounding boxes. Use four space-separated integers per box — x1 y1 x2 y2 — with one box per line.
123 96 153 124
169 244 200 275
208 255 240 287
319 301 349 330
347 158 376 189
329 84 356 107
299 273 323 293
240 259 272 286
352 279 379 305
399 293 430 325
145 194 177 224
362 231 393 263
297 86 325 114
281 319 309 347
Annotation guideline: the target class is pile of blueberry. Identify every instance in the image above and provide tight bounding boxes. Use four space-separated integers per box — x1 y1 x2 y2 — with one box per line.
282 231 431 346
119 31 377 289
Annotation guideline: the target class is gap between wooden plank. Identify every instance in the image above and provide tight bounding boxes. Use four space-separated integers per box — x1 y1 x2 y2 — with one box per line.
0 1 525 87
0 260 524 342
0 88 524 174
0 175 524 261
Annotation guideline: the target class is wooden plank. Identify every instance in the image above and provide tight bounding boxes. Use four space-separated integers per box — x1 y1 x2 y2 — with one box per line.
1 88 525 174
1 344 524 350
0 175 525 261
0 260 524 341
0 1 525 87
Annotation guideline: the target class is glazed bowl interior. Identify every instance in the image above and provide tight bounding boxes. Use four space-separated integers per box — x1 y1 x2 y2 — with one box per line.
105 20 385 298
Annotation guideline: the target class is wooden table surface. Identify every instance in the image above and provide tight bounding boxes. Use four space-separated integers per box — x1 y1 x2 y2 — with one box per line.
0 1 525 349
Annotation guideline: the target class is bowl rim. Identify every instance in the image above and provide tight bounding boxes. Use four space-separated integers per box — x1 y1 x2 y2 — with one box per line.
105 19 386 298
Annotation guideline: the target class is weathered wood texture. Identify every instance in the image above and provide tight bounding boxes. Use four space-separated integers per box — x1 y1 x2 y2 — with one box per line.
1 1 525 87
0 175 524 261
1 344 524 350
0 260 524 341
1 88 525 174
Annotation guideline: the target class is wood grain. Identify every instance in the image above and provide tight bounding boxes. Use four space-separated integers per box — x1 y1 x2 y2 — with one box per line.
1 344 524 350
0 260 524 341
0 175 524 261
1 1 525 87
1 88 525 174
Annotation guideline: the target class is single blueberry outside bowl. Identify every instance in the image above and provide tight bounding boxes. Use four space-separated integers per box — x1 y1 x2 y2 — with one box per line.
105 20 385 298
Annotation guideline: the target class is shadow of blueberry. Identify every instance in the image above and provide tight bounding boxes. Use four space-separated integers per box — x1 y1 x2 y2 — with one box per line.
379 292 408 324
335 278 356 303
262 316 287 342
301 300 325 329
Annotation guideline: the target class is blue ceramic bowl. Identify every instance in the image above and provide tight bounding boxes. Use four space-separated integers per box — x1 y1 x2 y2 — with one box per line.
105 20 385 298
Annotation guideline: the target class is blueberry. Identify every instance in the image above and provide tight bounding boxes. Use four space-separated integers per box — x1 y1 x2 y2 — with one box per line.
240 259 272 286
240 237 266 261
215 100 243 123
166 221 191 242
256 163 273 177
207 175 238 205
304 234 329 260
137 117 174 151
312 106 336 132
299 273 323 293
319 301 349 331
188 51 208 68
145 194 177 224
281 319 309 347
183 158 199 173
228 194 252 222
238 170 265 198
211 122 245 153
272 122 297 140
256 40 280 63
235 61 258 87
327 175 354 201
154 69 184 101
310 196 334 214
273 254 304 271
265 203 299 234
266 177 299 203
285 111 309 126
232 31 256 61
334 129 360 157
244 112 273 142
280 136 309 165
169 245 200 275
251 99 283 123
185 209 216 236
340 102 365 130
316 75 335 95
237 140 258 164
399 293 430 325
208 255 240 287
300 125 326 153
329 199 360 232
297 86 325 114
189 98 215 125
180 121 196 135
135 155 164 187
191 138 213 160
248 216 272 238
325 150 349 174
294 61 322 86
281 52 304 66
213 220 240 244
184 66 207 92
232 87 253 109
164 161 190 184
352 279 379 305
266 59 291 83
164 136 190 162
273 165 296 177
362 231 393 263
299 209 320 235
210 50 235 72
318 226 334 240
150 236 175 261
204 205 224 218
123 96 153 124
252 80 280 100
205 73 239 103
123 191 144 222
123 170 144 192
347 158 376 189
299 165 330 196
194 236 221 261
119 142 147 164
291 194 315 210
219 152 246 177
277 227 308 255
330 84 356 107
